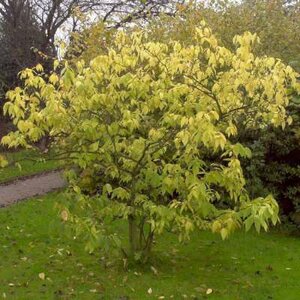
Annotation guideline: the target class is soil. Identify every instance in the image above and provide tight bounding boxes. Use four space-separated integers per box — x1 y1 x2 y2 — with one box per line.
0 170 66 207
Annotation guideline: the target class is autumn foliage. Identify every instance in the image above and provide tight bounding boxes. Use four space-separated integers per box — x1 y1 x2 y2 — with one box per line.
2 22 299 261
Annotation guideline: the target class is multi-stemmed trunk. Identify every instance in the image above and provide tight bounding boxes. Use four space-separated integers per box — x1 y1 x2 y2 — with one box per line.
128 215 154 263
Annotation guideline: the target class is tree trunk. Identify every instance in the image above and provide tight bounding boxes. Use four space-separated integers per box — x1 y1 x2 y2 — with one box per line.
128 215 154 263
128 215 141 256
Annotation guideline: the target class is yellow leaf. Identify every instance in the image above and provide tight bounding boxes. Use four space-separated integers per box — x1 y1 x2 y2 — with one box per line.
206 288 213 295
36 64 44 72
49 73 59 85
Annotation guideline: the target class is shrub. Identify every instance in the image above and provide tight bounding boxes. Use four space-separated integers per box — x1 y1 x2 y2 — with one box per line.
2 24 299 262
244 96 300 216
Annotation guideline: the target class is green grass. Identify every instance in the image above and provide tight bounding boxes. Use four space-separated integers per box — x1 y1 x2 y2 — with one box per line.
0 149 61 183
0 193 300 299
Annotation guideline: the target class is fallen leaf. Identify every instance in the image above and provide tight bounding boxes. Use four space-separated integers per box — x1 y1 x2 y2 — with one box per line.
206 288 213 295
151 266 158 275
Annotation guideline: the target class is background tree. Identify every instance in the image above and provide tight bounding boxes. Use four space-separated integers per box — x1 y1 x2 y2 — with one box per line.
30 0 184 55
146 0 300 69
0 0 184 57
0 0 45 133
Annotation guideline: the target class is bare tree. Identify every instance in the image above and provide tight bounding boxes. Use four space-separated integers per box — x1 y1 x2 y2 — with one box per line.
0 0 185 89
0 1 45 92
0 0 184 57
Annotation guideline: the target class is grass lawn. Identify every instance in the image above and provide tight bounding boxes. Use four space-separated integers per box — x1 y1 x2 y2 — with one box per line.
0 193 300 300
0 149 61 183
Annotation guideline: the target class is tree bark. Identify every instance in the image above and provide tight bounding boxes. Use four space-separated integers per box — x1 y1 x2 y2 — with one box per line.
128 215 154 263
128 215 141 256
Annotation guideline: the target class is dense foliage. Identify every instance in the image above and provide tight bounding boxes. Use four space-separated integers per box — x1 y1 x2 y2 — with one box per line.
144 1 300 217
244 96 300 215
67 1 300 220
2 23 299 261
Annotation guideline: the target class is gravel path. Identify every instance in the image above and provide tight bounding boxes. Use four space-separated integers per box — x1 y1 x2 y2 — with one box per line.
0 171 66 207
